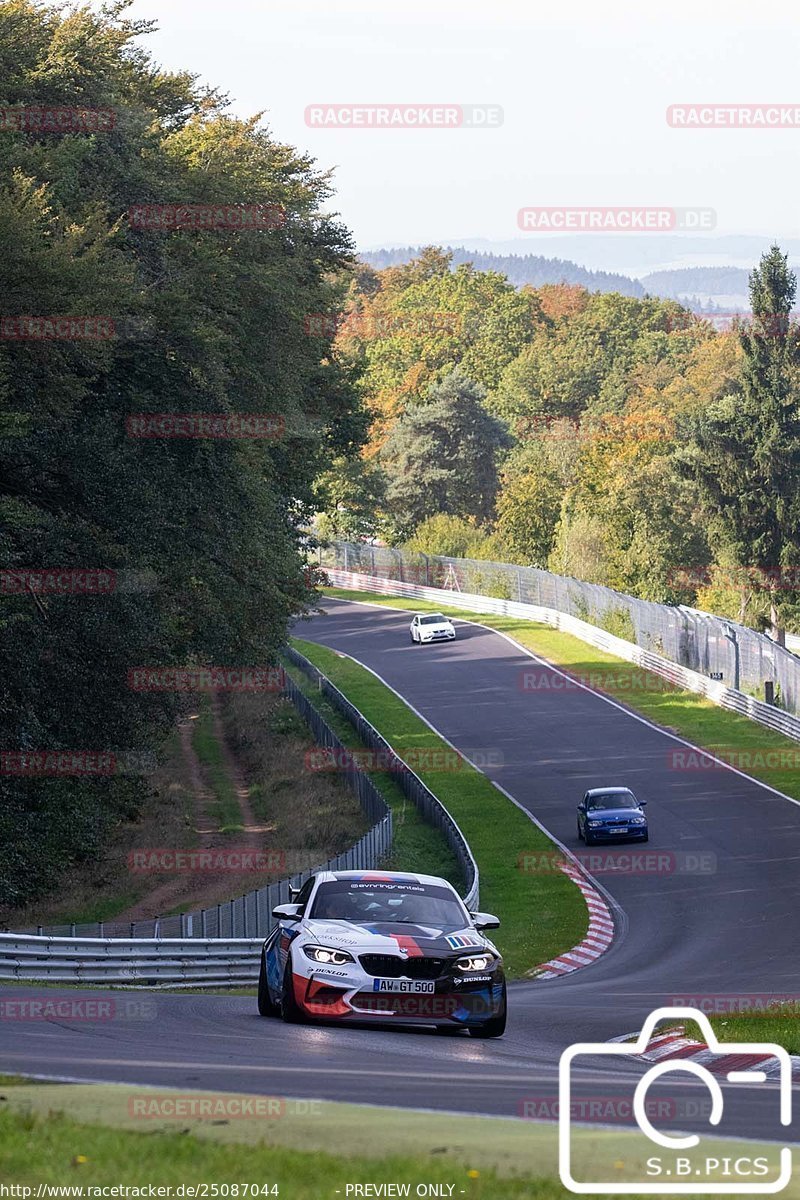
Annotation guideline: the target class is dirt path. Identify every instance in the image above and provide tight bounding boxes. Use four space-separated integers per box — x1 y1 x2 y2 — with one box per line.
114 702 268 923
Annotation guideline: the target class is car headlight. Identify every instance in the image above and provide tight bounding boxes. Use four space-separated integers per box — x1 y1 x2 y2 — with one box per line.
587 819 602 827
630 816 647 825
303 945 355 966
456 953 495 972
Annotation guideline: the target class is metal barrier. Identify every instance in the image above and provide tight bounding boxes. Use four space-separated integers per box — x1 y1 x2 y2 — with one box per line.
323 540 800 717
324 568 800 744
284 645 479 910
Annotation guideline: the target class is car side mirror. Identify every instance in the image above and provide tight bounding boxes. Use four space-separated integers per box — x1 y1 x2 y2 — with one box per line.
272 903 302 921
639 800 648 806
470 911 500 931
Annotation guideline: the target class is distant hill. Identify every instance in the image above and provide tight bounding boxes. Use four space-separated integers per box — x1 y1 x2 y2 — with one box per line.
359 246 645 298
640 266 751 299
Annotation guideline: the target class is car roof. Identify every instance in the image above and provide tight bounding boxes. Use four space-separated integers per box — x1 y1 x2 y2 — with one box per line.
585 786 635 796
415 612 447 619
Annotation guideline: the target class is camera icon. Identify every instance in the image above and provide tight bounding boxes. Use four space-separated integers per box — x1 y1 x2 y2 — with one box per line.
559 1006 792 1194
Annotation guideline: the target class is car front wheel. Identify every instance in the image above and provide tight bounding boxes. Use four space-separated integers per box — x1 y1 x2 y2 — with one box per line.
469 985 507 1039
280 956 307 1024
258 950 279 1017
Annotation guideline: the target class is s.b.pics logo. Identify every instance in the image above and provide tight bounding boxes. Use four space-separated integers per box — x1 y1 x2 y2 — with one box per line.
559 1007 792 1193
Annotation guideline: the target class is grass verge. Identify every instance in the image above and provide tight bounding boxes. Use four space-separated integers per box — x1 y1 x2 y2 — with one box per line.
681 1007 800 1055
290 637 587 978
322 589 800 804
283 646 461 888
1 1084 796 1196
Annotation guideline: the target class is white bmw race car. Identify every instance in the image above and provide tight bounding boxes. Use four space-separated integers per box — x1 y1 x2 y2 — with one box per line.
258 870 507 1037
409 613 457 644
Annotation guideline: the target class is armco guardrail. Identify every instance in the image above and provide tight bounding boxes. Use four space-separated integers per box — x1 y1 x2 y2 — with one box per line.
284 645 479 910
323 540 800 717
0 934 262 986
325 568 800 744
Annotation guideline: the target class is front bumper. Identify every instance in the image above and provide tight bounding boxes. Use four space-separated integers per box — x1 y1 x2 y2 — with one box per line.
586 824 648 841
292 964 505 1025
421 631 456 642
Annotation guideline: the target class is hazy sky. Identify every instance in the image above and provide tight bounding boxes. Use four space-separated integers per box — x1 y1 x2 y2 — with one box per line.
123 0 800 250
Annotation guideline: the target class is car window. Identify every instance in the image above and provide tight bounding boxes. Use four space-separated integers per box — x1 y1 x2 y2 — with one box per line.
419 614 447 625
294 877 315 911
310 879 468 929
586 792 639 811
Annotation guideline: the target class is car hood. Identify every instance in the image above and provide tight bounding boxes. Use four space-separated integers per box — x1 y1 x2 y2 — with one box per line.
301 919 492 956
419 622 453 632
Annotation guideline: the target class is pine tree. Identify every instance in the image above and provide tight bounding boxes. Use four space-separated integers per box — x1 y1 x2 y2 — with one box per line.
679 245 800 645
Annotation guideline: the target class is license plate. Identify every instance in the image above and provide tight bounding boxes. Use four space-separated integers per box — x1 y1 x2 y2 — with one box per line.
372 979 435 994
614 827 628 834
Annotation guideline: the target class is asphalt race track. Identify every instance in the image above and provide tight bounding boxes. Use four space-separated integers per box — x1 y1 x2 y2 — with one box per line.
2 598 799 1143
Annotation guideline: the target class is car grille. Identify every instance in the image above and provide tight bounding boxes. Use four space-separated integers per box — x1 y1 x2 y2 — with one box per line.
359 954 447 979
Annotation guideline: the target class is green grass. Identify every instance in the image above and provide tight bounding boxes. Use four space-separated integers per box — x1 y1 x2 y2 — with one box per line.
191 706 242 829
684 1007 800 1055
2 1084 796 1196
289 637 588 978
323 588 800 804
283 647 461 888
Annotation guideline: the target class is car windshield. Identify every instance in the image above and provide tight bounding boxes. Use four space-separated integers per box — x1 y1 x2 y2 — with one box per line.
310 879 468 929
587 792 639 811
419 614 447 625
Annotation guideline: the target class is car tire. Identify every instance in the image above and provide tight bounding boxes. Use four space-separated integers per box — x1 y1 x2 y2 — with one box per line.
410 632 415 643
642 832 649 843
584 831 595 846
576 820 583 841
258 949 279 1017
468 985 507 1039
280 955 307 1024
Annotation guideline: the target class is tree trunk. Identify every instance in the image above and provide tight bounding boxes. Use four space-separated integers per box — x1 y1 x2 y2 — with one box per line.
770 595 786 647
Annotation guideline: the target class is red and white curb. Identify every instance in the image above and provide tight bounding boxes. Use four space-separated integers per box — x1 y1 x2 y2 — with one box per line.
529 862 615 978
610 1025 800 1080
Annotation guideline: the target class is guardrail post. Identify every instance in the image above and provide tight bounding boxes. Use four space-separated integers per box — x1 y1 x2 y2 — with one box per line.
130 922 135 938
70 923 76 938
186 912 193 938
229 898 234 937
37 925 42 936
201 909 207 937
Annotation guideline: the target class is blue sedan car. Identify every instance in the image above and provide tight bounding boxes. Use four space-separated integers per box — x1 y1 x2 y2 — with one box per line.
577 787 648 845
